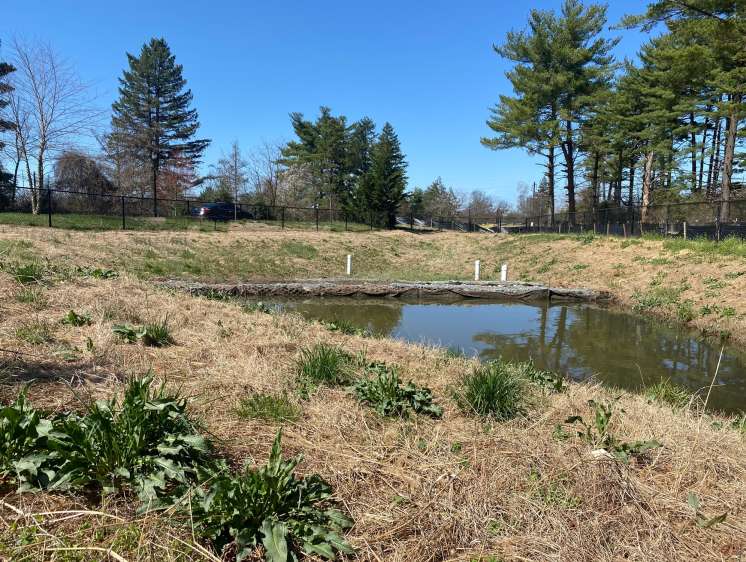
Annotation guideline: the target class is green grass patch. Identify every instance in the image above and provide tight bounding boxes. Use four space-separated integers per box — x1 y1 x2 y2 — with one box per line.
15 286 47 307
280 240 319 259
663 235 746 259
644 379 692 408
15 320 54 345
354 363 442 418
295 344 356 396
236 392 302 422
453 361 525 420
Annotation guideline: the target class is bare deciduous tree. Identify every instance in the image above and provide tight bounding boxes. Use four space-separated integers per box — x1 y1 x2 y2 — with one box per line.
10 39 100 213
249 140 284 207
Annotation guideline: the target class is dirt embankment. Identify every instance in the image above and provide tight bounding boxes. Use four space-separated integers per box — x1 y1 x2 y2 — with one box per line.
0 224 744 345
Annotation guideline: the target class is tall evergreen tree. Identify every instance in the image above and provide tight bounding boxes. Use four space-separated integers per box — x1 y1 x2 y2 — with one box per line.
0 45 15 185
482 8 561 223
111 38 209 215
370 123 407 228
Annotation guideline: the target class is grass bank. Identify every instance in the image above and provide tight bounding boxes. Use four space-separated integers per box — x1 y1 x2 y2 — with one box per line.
0 235 745 560
1 223 745 344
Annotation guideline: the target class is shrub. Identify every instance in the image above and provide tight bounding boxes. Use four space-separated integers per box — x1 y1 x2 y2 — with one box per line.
645 379 691 408
236 393 301 422
113 323 142 343
62 310 92 327
354 363 442 418
510 361 566 393
188 430 353 562
454 361 525 420
296 344 355 395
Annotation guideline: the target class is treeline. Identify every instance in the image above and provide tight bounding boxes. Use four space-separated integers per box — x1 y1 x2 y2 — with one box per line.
483 0 745 223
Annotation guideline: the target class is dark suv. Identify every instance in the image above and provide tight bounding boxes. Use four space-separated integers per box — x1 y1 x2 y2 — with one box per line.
191 202 252 221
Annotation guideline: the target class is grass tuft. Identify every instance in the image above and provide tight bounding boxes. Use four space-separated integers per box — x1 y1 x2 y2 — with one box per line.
296 343 355 395
15 320 54 345
454 361 525 420
236 392 302 422
645 379 692 409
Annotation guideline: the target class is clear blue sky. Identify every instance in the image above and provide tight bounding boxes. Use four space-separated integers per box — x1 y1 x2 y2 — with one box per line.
5 0 652 203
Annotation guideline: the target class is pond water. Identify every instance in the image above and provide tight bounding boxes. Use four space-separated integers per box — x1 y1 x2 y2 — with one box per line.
270 297 746 414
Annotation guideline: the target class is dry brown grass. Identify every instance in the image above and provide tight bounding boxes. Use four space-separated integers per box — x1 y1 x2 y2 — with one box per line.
1 223 745 346
1 264 745 561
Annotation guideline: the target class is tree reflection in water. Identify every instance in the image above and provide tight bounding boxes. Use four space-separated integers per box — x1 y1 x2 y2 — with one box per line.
272 298 746 413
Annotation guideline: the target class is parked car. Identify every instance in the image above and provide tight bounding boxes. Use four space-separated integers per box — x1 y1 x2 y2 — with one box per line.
191 202 253 221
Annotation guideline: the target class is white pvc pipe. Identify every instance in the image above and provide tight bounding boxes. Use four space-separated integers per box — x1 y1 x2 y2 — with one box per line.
346 254 352 276
500 263 508 282
474 260 480 281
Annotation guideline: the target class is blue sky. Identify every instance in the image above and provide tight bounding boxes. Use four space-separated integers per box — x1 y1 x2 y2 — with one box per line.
5 0 653 203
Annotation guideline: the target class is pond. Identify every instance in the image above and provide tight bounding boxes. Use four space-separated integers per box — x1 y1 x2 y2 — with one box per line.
269 297 746 414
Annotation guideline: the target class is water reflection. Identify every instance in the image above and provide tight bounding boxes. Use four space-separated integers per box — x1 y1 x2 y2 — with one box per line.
274 297 746 413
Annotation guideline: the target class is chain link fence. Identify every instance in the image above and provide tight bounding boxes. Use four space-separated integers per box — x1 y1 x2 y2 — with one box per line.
2 184 745 241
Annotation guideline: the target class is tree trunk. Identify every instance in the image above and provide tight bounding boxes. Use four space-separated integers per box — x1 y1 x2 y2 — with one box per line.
707 117 721 196
627 160 636 207
642 150 655 223
720 97 739 222
614 149 624 204
561 120 576 226
690 112 698 192
591 151 600 220
697 111 710 191
547 144 556 226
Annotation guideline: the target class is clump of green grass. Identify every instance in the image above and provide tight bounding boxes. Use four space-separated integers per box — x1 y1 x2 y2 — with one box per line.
15 286 47 307
280 240 319 259
632 284 687 312
645 379 691 408
8 262 47 284
236 392 301 422
15 320 54 345
295 344 355 395
354 363 442 418
453 361 525 420
676 300 695 322
61 310 92 327
663 235 746 259
186 430 353 562
112 318 174 347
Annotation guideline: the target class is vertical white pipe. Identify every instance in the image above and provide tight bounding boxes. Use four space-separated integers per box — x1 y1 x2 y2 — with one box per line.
346 254 352 276
500 263 508 282
683 221 687 240
474 260 480 281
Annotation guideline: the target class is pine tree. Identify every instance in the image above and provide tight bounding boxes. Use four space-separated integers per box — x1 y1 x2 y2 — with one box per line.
111 38 209 215
0 44 15 186
370 123 407 228
482 8 561 224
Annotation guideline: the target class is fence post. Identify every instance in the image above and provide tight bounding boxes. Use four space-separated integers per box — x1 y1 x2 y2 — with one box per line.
47 189 52 228
315 207 319 231
468 209 472 232
369 211 373 231
715 203 721 242
281 207 285 229
665 205 671 236
683 221 687 240
410 213 414 231
121 196 126 230
344 212 348 231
